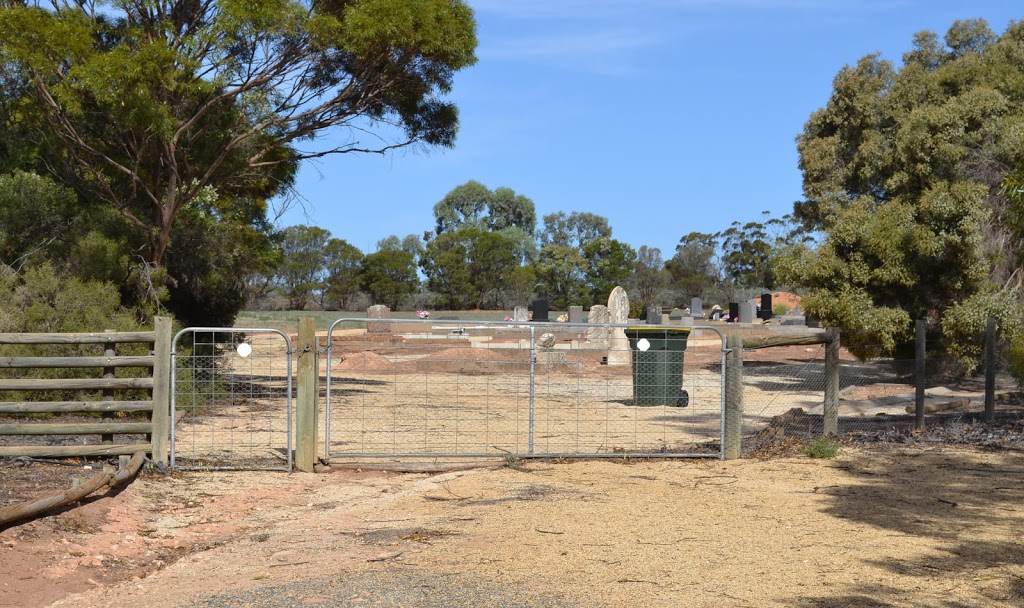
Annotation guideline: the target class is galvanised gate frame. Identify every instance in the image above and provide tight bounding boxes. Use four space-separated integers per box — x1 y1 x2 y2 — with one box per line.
324 318 727 460
170 327 293 471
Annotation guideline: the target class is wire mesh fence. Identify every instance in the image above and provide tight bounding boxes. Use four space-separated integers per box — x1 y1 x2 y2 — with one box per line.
171 328 293 470
743 332 1022 454
324 319 724 460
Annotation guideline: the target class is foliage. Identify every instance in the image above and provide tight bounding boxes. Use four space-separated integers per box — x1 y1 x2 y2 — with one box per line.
321 238 364 311
941 290 1022 373
801 437 840 459
360 248 418 310
787 19 1024 360
582 237 636 305
1008 333 1024 390
666 232 720 301
629 246 668 308
0 264 147 402
539 211 611 249
276 225 330 310
420 229 475 309
718 212 808 290
163 192 280 326
533 211 618 309
0 0 477 325
0 170 77 273
433 181 536 237
534 243 588 310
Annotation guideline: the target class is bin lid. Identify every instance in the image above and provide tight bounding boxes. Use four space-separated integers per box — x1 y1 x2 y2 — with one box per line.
624 326 691 334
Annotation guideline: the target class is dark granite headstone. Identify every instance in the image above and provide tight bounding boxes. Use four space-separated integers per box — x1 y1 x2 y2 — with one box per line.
729 302 739 323
646 305 662 325
532 299 549 322
760 293 773 320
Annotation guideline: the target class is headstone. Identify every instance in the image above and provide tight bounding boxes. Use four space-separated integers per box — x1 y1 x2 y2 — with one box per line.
738 301 756 324
568 305 584 324
532 299 549 322
669 308 683 322
607 286 630 366
729 302 739 323
537 332 556 348
513 306 528 322
710 305 723 321
760 293 773 320
646 305 662 325
367 305 391 333
587 305 611 343
691 297 703 319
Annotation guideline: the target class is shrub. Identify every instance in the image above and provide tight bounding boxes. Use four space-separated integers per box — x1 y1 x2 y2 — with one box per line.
801 437 840 459
1009 334 1024 389
942 291 1023 374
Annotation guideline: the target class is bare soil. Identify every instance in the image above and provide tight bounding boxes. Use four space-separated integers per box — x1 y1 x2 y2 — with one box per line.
3 443 1023 607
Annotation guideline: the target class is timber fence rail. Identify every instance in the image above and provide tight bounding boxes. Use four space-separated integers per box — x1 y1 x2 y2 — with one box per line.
0 318 172 461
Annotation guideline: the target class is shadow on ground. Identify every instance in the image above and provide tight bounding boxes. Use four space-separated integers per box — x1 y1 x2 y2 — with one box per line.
788 447 1024 607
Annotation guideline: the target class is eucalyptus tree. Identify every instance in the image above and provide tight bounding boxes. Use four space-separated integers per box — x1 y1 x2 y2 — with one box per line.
0 0 477 272
783 18 1024 361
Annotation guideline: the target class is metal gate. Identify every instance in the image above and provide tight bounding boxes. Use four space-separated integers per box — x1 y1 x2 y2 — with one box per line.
324 318 725 460
171 328 293 470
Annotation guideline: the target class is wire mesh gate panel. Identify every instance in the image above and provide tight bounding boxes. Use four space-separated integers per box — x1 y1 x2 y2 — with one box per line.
324 319 724 460
171 328 293 470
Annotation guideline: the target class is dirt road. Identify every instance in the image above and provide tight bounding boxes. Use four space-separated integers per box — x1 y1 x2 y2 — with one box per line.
2 445 1023 607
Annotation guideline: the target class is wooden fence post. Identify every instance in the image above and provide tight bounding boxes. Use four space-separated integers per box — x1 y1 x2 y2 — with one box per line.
985 317 996 423
150 316 172 465
915 320 926 430
723 334 743 460
102 330 116 445
823 328 840 435
296 317 317 472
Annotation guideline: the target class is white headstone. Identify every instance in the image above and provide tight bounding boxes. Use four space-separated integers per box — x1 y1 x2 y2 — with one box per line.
367 304 392 333
607 286 630 366
513 306 528 322
587 305 610 344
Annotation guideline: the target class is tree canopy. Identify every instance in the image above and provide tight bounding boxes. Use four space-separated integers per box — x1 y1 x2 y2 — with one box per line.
785 18 1024 360
0 0 476 324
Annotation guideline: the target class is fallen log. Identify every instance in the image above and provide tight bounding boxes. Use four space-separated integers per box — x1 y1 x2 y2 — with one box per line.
904 397 970 415
0 451 146 526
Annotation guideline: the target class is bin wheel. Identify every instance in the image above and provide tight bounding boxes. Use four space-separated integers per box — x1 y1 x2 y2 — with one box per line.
676 390 689 408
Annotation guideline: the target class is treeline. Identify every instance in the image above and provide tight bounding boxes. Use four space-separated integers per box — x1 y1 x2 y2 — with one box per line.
249 182 809 314
3 6 1024 374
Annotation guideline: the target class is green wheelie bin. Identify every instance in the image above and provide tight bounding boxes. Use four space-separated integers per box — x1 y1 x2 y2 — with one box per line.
624 327 691 406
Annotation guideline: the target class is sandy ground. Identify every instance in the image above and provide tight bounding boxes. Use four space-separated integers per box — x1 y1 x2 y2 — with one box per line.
2 444 1023 607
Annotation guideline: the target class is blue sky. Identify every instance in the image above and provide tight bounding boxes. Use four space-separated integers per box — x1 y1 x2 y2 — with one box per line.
281 0 1022 258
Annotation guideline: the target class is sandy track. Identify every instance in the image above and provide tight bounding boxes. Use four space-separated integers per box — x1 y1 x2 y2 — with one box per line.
2 445 1021 607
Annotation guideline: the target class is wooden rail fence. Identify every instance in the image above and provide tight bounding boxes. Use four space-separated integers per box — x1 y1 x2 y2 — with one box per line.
0 317 172 462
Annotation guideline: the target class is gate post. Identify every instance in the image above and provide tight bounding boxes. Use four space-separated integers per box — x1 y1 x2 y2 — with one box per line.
823 328 840 435
296 317 317 472
723 334 743 460
151 316 172 465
